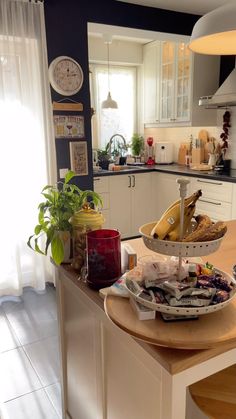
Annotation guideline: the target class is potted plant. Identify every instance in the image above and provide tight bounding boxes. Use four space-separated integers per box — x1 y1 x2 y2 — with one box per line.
97 143 111 170
27 170 103 265
131 133 144 158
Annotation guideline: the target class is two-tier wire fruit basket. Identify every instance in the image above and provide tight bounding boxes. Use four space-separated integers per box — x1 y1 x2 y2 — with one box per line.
126 178 236 316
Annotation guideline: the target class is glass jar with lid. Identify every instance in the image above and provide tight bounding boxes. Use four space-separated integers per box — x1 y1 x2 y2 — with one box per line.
70 206 104 272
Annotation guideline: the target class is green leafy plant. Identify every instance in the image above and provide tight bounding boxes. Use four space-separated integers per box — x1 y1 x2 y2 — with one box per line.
27 170 103 265
97 143 111 169
131 133 144 156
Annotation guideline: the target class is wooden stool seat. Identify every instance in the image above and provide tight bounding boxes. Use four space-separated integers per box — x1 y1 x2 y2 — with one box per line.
189 364 236 419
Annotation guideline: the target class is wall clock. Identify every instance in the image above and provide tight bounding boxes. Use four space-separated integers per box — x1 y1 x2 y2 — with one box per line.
49 56 84 96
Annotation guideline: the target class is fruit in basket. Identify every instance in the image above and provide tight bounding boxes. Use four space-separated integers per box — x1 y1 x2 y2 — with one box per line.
193 221 227 242
165 203 196 241
183 216 227 242
151 190 202 239
183 214 212 242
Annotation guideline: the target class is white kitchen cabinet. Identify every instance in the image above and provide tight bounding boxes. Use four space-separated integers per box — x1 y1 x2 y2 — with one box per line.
93 176 110 228
160 41 191 123
143 40 220 127
231 184 236 220
143 41 160 124
152 172 192 220
109 173 152 238
191 177 233 221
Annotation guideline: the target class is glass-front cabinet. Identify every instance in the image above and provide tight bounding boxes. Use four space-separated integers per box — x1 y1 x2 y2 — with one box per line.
160 41 192 123
143 38 220 127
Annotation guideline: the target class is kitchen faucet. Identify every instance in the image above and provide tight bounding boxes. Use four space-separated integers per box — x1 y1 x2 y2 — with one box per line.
108 134 127 160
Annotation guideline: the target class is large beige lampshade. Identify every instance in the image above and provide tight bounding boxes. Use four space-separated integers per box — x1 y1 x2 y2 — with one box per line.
189 3 236 55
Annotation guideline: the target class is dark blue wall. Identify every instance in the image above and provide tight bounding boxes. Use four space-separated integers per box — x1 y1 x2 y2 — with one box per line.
43 0 201 190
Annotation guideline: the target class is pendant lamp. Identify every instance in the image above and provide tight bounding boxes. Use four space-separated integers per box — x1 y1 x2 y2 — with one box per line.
101 39 118 109
189 3 236 55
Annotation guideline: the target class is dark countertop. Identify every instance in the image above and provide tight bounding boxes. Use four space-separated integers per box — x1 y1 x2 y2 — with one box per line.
93 164 236 183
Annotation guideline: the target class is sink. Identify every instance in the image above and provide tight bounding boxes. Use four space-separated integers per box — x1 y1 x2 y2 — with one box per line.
112 165 146 171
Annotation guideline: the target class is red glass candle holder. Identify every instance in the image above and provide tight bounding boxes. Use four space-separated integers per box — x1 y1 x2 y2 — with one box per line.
86 229 121 290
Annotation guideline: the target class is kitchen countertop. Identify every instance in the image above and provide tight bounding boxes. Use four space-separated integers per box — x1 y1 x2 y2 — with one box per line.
93 163 236 183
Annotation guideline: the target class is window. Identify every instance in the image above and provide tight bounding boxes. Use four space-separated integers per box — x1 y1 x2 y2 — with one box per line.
91 64 137 149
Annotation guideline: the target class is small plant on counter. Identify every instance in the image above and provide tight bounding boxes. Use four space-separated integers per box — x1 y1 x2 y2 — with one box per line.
97 143 111 170
27 170 103 265
130 133 144 157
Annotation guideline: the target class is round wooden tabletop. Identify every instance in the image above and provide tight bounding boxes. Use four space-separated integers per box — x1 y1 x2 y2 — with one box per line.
105 295 236 350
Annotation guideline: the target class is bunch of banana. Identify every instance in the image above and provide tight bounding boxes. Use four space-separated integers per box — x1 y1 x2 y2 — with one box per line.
151 189 202 240
183 215 227 242
165 203 196 241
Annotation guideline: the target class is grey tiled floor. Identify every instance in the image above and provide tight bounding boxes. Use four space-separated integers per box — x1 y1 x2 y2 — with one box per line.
0 285 62 419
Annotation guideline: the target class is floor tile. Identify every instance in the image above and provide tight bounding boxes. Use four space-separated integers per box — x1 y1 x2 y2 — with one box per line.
0 308 20 353
3 389 59 419
0 347 42 402
45 382 62 418
23 335 60 387
3 307 58 345
22 287 57 321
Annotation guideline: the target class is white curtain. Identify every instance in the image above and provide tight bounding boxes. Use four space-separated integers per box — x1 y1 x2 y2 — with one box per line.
0 0 56 296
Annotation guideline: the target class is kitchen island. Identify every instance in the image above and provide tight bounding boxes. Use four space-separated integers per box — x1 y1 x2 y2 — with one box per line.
55 220 236 419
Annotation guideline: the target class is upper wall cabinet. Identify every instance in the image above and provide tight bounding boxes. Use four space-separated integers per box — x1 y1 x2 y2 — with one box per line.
143 41 161 124
143 40 220 127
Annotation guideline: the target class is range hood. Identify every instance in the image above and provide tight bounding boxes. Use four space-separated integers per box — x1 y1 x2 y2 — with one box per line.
199 68 236 107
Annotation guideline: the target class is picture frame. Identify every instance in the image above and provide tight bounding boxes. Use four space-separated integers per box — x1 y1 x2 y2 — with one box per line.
69 141 88 176
53 115 85 138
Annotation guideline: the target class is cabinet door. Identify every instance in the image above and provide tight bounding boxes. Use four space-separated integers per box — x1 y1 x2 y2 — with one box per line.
143 41 160 124
160 41 175 123
160 41 192 124
94 176 110 228
109 175 132 238
131 173 152 235
175 42 192 122
154 173 191 220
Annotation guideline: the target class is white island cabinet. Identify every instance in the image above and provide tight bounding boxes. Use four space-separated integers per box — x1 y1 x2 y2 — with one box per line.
56 221 236 419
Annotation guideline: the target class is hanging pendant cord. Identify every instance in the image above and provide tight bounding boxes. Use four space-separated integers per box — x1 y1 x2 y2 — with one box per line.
107 42 110 92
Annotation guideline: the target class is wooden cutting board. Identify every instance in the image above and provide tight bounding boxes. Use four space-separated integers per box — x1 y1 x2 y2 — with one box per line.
198 129 209 162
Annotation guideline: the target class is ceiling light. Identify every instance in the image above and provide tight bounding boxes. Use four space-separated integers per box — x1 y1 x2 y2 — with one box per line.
101 37 118 109
189 3 236 55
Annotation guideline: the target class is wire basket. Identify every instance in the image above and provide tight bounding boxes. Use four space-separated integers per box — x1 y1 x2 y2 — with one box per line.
139 222 224 257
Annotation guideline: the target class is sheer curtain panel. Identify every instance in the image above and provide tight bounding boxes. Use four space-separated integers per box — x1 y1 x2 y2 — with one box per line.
0 0 56 296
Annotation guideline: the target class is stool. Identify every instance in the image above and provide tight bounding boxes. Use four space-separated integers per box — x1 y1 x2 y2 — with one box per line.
189 364 236 418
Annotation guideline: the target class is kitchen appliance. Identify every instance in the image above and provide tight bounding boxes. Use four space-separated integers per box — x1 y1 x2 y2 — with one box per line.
145 137 155 165
199 67 236 107
155 142 174 164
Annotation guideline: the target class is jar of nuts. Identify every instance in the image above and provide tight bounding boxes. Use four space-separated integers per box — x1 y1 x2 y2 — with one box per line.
70 207 104 273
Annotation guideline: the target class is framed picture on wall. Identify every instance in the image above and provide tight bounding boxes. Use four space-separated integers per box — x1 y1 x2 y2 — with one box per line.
69 141 88 176
54 115 85 138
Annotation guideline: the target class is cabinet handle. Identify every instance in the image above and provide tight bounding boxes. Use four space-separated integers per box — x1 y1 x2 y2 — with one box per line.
170 118 176 121
94 178 101 181
128 175 131 188
197 179 223 186
132 175 135 188
199 199 221 206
